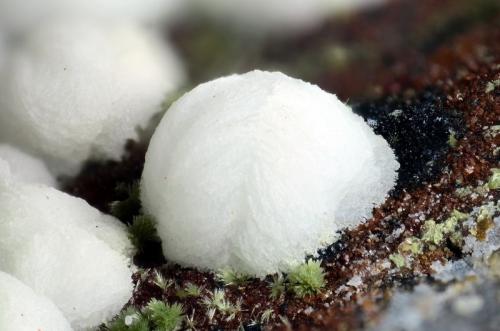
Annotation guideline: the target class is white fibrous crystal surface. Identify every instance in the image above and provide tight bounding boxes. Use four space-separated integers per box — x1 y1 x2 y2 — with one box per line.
0 19 185 175
0 0 185 33
141 70 399 276
0 169 133 330
0 271 73 331
0 143 56 187
191 0 386 34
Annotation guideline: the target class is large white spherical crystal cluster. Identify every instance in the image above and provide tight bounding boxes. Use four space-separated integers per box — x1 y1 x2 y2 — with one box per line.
190 0 386 34
142 70 399 277
0 19 185 174
0 271 73 331
0 163 133 330
0 143 56 187
0 0 184 33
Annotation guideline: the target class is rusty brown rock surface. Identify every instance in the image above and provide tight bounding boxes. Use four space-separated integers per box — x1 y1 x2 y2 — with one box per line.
64 1 499 330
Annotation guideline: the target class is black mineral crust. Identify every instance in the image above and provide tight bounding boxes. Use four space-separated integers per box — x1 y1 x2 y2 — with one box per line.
353 89 462 192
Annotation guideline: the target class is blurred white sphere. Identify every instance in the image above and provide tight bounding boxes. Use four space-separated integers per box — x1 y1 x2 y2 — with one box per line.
142 71 398 276
190 0 386 35
0 0 185 33
0 19 185 175
0 272 73 331
0 167 133 330
0 144 56 187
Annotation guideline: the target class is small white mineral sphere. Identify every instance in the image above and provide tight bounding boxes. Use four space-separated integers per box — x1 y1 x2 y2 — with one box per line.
0 272 73 331
190 0 386 34
0 19 185 175
0 169 133 330
0 143 57 187
141 70 399 276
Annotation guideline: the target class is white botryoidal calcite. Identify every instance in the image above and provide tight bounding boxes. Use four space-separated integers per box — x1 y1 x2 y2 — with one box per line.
0 0 185 33
190 0 386 34
0 143 57 187
0 271 73 331
0 163 133 330
141 70 399 276
0 19 185 175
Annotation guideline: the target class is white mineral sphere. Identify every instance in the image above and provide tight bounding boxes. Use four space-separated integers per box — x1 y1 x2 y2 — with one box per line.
0 272 73 331
141 70 399 276
0 143 57 187
0 174 133 330
0 19 185 175
0 159 10 181
0 0 185 33
190 0 386 34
